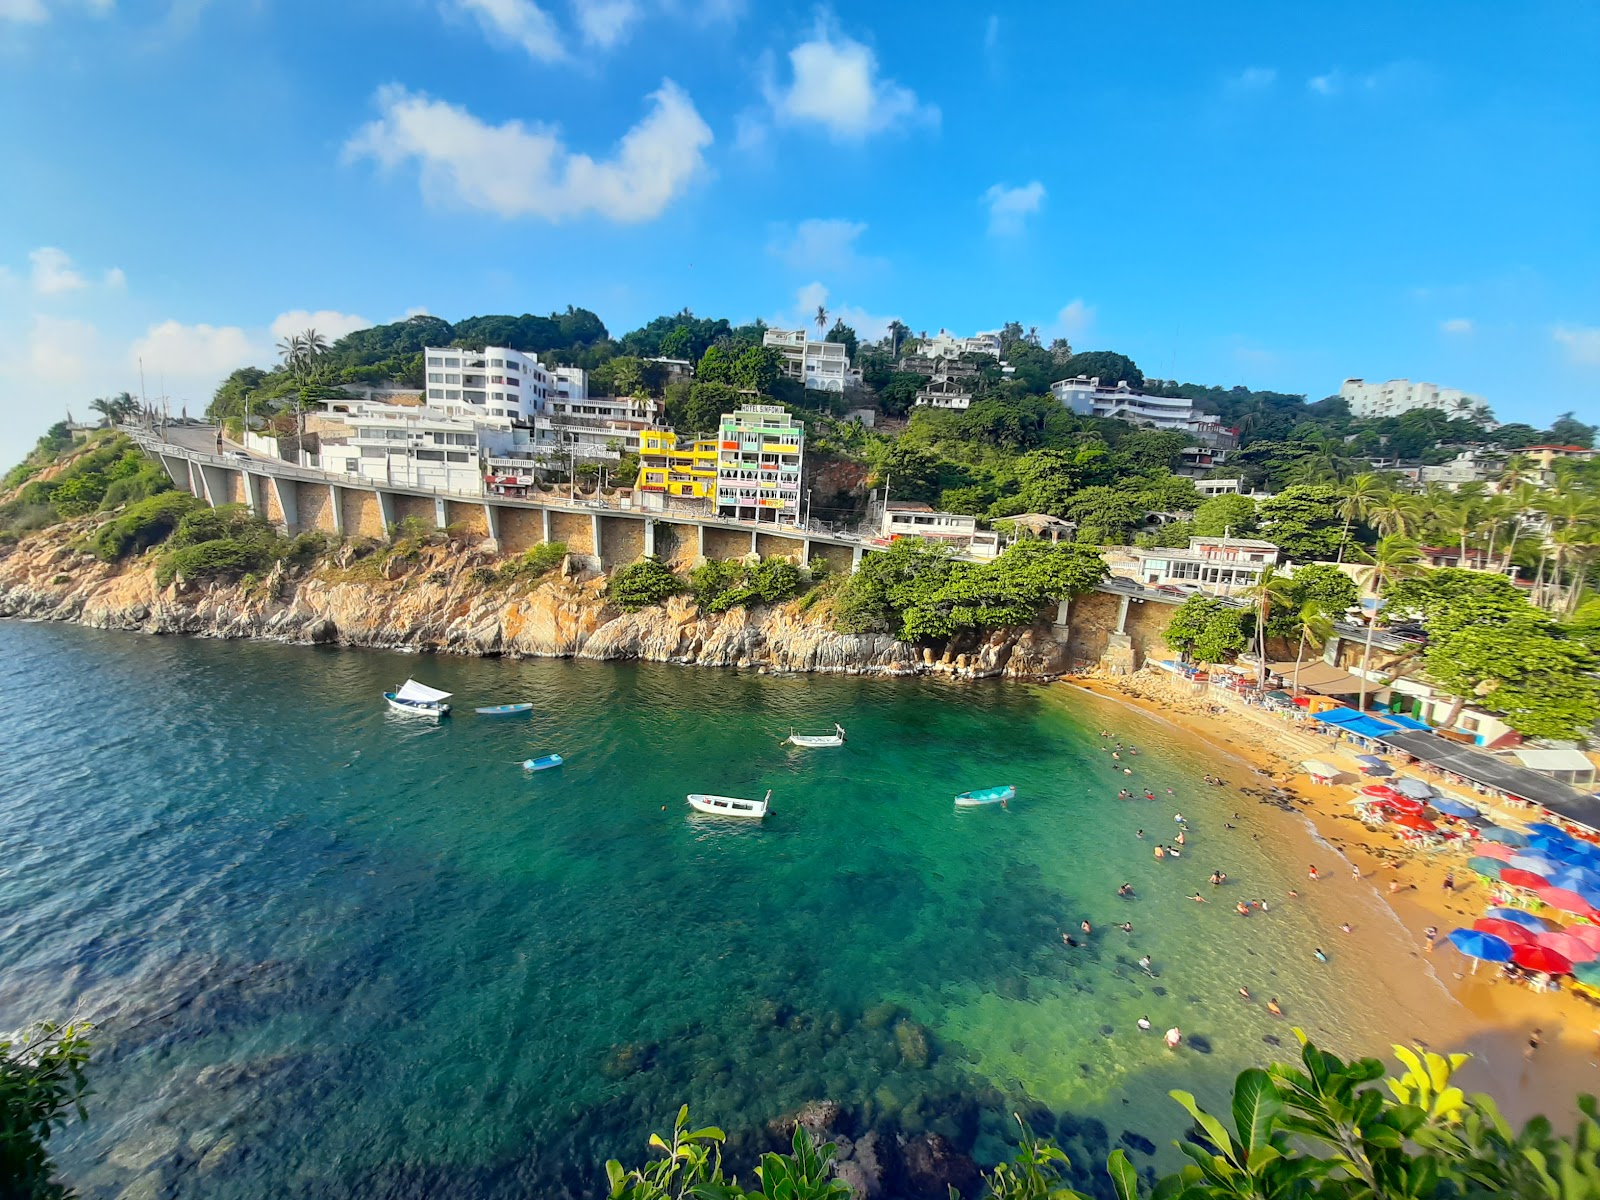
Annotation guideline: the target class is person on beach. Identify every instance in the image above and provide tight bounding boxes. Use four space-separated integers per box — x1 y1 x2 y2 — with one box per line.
1525 1028 1542 1060
1267 997 1283 1016
1340 922 1353 934
1256 899 1270 912
1351 863 1362 880
1308 864 1320 881
1314 947 1328 962
1137 1016 1152 1031
1424 925 1438 953
1443 871 1456 893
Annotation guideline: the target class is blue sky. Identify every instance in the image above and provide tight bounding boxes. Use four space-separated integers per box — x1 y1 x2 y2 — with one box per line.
3 0 1599 464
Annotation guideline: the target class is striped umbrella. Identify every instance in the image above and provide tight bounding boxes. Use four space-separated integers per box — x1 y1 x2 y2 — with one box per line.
1479 827 1528 846
1512 944 1574 975
1535 931 1599 963
1499 867 1550 890
1486 907 1549 931
1473 842 1518 862
1466 857 1506 879
1472 918 1537 945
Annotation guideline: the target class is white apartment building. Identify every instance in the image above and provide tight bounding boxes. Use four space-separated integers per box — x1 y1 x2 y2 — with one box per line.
913 378 973 411
1050 376 1224 437
915 329 1004 360
1129 537 1284 594
550 366 587 402
325 403 521 494
1339 378 1485 420
423 346 549 422
878 502 1001 558
534 394 660 462
763 329 850 392
716 404 804 523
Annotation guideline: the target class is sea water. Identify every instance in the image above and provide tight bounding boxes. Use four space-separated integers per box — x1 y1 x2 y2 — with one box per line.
0 622 1448 1197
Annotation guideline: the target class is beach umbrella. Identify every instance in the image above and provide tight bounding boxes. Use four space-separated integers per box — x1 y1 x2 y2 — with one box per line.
1527 835 1582 859
1472 918 1537 945
1535 931 1599 963
1376 795 1427 816
1391 812 1439 834
1479 827 1527 846
1447 928 1513 972
1512 944 1574 975
1549 867 1600 893
1563 925 1600 953
1466 857 1506 878
1573 960 1600 986
1499 868 1550 890
1393 778 1435 799
1429 796 1478 818
1473 842 1518 862
1486 907 1549 931
1509 855 1560 876
1526 822 1571 839
1361 784 1403 800
1531 885 1599 917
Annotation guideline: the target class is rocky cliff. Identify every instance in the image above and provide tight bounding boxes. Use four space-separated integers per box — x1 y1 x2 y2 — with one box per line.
0 525 1072 681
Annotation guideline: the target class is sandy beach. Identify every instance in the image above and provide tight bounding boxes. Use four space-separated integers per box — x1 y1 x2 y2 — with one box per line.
1063 669 1600 1128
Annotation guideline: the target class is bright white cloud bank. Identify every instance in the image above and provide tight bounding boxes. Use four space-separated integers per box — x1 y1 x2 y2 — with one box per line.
766 22 936 139
345 81 712 222
454 0 565 62
270 309 372 342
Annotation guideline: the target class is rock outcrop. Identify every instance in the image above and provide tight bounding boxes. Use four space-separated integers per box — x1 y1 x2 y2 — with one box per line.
0 526 1072 681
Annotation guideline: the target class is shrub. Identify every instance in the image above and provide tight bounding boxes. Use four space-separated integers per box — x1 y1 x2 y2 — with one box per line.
689 558 743 610
690 557 806 613
155 538 268 587
169 508 228 548
90 492 203 561
499 541 567 585
98 463 172 510
608 556 683 611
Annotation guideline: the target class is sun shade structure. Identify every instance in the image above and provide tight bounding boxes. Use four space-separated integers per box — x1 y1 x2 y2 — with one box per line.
1302 761 1340 781
1428 795 1479 818
1374 731 1600 830
1474 843 1517 863
1531 885 1600 917
1390 812 1438 833
1498 867 1550 890
1393 778 1435 799
1563 925 1600 953
1466 857 1506 878
1478 826 1528 846
1447 928 1513 963
1472 918 1536 945
1512 944 1574 974
1535 931 1598 963
1485 907 1548 931
1268 662 1372 695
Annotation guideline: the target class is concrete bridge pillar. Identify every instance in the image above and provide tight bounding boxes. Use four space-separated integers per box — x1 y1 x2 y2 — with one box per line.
1054 598 1072 628
542 508 552 544
851 545 864 572
697 524 706 558
591 512 603 559
270 477 299 533
329 485 345 535
242 471 260 515
749 529 759 555
434 497 448 530
197 464 229 507
157 454 187 487
483 504 500 549
376 490 396 536
801 537 812 564
644 519 656 557
1115 593 1132 635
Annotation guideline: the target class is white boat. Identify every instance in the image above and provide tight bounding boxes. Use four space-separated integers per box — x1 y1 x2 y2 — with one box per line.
787 723 846 748
955 784 1014 807
687 790 771 819
476 703 534 715
384 678 452 717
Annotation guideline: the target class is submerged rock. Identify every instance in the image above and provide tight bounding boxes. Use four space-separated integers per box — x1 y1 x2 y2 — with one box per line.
894 1018 932 1069
598 1041 656 1080
107 1126 181 1172
899 1132 980 1199
198 1132 240 1176
1118 1130 1157 1156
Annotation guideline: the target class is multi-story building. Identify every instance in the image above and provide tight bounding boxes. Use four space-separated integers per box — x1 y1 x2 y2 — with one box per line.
1339 378 1486 420
325 403 520 493
1513 444 1597 487
535 394 660 462
1050 375 1228 440
763 329 850 392
550 366 587 402
1128 536 1283 594
914 329 1003 360
913 377 973 411
423 346 549 422
1418 449 1505 490
715 404 804 523
637 430 719 500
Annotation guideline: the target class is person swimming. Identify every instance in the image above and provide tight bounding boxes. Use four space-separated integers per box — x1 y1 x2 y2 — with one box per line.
1119 922 1133 933
1314 947 1328 962
1137 1016 1152 1031
1063 934 1080 948
1175 830 1186 845
1236 902 1251 916
1267 997 1283 1016
1136 829 1145 838
1081 920 1093 935
1139 955 1154 975
1189 892 1208 902
1239 987 1251 999
1118 882 1134 897
1154 845 1166 859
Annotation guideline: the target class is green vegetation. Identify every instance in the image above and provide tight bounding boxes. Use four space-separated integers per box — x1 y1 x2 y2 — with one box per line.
151 504 311 588
834 538 1106 641
690 557 806 613
613 1038 1599 1200
90 491 205 561
608 557 685 611
1163 595 1255 664
1 1021 92 1200
498 541 568 586
1 434 173 542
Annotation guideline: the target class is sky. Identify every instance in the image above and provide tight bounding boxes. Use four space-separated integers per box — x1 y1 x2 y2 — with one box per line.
3 0 1600 465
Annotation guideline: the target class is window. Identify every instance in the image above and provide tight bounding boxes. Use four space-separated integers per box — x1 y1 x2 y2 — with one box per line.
416 449 445 461
360 446 385 458
1461 717 1480 733
445 374 461 385
447 452 469 463
504 376 519 386
427 356 443 367
490 359 504 368
443 357 460 368
345 458 360 472
427 388 443 399
445 390 460 400
428 373 443 384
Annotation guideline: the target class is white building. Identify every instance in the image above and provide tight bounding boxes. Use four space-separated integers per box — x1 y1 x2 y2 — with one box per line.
536 395 660 462
1339 378 1486 420
879 502 1000 558
914 329 1003 360
423 346 549 423
550 366 588 402
1418 449 1504 490
1050 376 1227 438
763 329 850 392
1129 536 1283 594
325 403 519 494
913 378 973 411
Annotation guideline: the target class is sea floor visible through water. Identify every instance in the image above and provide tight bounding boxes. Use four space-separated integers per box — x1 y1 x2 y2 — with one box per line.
0 622 1468 1197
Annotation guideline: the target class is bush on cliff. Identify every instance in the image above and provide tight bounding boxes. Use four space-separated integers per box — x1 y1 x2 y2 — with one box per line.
155 538 272 587
608 557 684 611
498 541 567 586
1164 594 1254 664
90 491 204 561
689 556 806 613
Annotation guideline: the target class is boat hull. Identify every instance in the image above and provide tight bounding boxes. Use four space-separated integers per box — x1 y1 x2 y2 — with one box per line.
687 793 769 819
523 755 564 771
787 735 843 747
385 693 449 717
477 704 534 715
955 785 1015 807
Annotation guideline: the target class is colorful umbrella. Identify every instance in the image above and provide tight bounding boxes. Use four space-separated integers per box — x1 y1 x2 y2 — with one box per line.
1393 778 1435 799
1535 931 1599 963
1486 907 1549 930
1391 812 1439 833
1479 827 1527 846
1447 928 1514 967
1361 783 1402 799
1573 959 1600 986
1549 868 1600 893
1499 868 1550 890
1532 885 1599 917
1474 842 1518 862
1512 943 1574 974
1528 836 1585 861
1563 925 1600 953
1472 918 1537 945
1526 822 1571 839
1466 857 1506 878
1509 855 1560 876
1429 796 1478 818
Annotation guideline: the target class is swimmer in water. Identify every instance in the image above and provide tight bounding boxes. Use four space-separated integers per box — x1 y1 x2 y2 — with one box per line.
1136 829 1145 838
1314 947 1328 962
1137 1016 1152 1031
1118 883 1134 897
1168 846 1182 857
1063 934 1079 948
1236 902 1251 916
1239 987 1251 999
1139 955 1154 975
1267 997 1283 1016
1189 892 1208 902
1119 922 1133 933
1175 830 1186 845
1154 844 1166 859
1081 920 1092 935
1341 923 1353 934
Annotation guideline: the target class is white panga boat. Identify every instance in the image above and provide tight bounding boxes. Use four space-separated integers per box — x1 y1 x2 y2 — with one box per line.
384 679 452 717
477 703 534 716
787 723 846 748
954 784 1014 807
687 790 771 819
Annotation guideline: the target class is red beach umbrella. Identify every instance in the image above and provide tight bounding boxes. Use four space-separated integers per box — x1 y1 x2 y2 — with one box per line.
1474 842 1518 862
1498 868 1550 890
1473 918 1537 945
1361 784 1402 801
1534 885 1600 916
1512 943 1575 975
1390 812 1439 833
1564 925 1600 952
1535 931 1599 963
1380 796 1428 816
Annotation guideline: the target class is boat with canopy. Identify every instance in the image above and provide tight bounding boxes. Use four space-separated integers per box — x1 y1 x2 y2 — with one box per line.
687 790 771 819
384 679 452 716
955 784 1014 807
787 724 846 748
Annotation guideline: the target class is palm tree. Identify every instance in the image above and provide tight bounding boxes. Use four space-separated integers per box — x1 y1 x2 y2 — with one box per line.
88 397 117 427
814 305 828 337
1500 453 1532 491
1336 473 1385 562
1290 602 1336 697
1500 481 1542 571
1242 566 1297 688
276 332 304 370
1437 496 1482 567
1478 494 1514 567
299 328 329 359
1355 536 1424 712
1370 491 1424 538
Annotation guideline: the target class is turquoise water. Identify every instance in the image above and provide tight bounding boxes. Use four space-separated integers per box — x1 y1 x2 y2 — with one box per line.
0 622 1438 1197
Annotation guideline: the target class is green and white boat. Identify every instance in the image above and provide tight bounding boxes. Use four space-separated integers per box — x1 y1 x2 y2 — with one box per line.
955 784 1014 807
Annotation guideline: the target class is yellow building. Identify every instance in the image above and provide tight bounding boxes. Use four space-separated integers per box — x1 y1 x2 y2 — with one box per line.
637 430 720 499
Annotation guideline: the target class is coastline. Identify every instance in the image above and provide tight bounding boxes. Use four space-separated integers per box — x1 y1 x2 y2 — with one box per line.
1060 669 1600 1125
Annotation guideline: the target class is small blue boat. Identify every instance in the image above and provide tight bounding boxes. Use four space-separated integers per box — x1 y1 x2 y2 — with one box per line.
477 703 534 715
955 784 1014 807
523 754 564 771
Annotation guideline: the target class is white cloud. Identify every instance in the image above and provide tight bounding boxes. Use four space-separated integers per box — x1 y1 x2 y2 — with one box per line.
1055 299 1095 339
269 309 372 342
733 110 768 154
1440 317 1473 336
776 282 897 343
454 0 565 62
398 306 432 320
768 218 870 273
981 181 1045 236
572 0 638 47
765 20 937 140
1308 71 1341 95
29 247 88 295
0 0 111 23
25 316 101 382
131 319 262 381
103 266 126 289
1554 325 1600 367
1307 64 1414 97
345 80 712 223
1227 66 1276 91
0 317 116 467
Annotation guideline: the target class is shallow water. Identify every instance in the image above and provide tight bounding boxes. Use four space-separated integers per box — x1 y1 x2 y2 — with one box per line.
0 623 1455 1196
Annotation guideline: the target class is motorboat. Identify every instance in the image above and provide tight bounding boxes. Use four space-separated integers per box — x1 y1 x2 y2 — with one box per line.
687 790 770 819
384 679 452 717
955 784 1014 807
787 724 845 748
523 754 564 771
